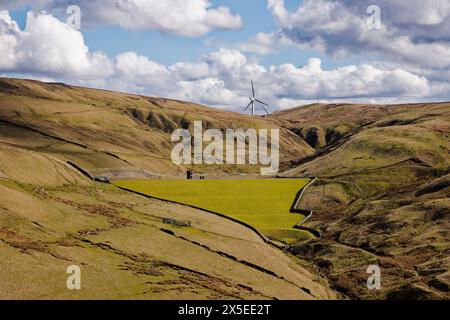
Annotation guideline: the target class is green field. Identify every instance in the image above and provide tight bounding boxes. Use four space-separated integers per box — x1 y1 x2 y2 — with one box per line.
113 179 312 243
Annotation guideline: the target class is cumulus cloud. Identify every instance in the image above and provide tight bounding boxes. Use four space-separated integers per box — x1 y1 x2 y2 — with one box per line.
0 0 242 37
239 31 325 56
94 50 433 110
0 10 113 78
0 10 446 110
266 0 450 68
237 0 450 105
0 11 20 69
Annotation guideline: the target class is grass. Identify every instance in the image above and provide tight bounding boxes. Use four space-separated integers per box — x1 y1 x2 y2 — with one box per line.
0 144 334 299
113 179 312 243
0 177 331 299
0 77 314 177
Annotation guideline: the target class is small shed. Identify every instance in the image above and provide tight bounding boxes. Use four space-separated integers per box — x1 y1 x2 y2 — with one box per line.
186 170 206 180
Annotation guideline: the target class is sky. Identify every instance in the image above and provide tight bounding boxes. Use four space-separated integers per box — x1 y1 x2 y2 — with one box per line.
0 0 449 111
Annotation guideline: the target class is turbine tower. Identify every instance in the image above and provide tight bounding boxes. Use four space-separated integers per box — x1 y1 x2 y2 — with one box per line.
244 80 270 116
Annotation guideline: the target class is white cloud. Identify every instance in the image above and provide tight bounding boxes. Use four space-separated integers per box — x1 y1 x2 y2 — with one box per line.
97 50 433 110
0 11 113 78
207 49 248 72
266 0 450 68
170 62 210 80
239 32 279 55
0 10 21 69
80 0 242 37
238 32 310 55
116 51 168 77
0 0 242 37
176 78 241 106
0 10 447 111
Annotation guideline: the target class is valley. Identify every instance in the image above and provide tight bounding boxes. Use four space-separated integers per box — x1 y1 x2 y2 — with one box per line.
0 77 448 300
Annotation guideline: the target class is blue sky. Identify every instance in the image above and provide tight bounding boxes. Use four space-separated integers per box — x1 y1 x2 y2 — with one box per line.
0 0 449 110
85 0 295 65
8 1 361 68
88 0 363 69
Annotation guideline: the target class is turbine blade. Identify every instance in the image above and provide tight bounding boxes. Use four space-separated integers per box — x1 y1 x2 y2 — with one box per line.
260 104 269 114
251 80 255 98
243 100 252 111
255 99 270 107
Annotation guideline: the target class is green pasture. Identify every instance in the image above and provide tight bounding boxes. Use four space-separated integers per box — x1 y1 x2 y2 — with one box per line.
113 179 313 243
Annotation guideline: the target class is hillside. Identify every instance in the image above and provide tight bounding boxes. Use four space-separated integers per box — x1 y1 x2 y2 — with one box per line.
1 78 448 300
0 145 338 299
0 78 313 179
272 103 450 299
0 78 335 300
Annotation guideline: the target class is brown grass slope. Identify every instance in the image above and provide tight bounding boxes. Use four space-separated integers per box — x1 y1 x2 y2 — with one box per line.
0 78 334 299
1 77 448 300
0 77 313 178
272 103 450 299
0 145 335 299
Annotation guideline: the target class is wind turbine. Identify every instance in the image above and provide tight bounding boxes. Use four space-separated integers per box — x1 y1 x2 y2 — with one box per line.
243 80 271 116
